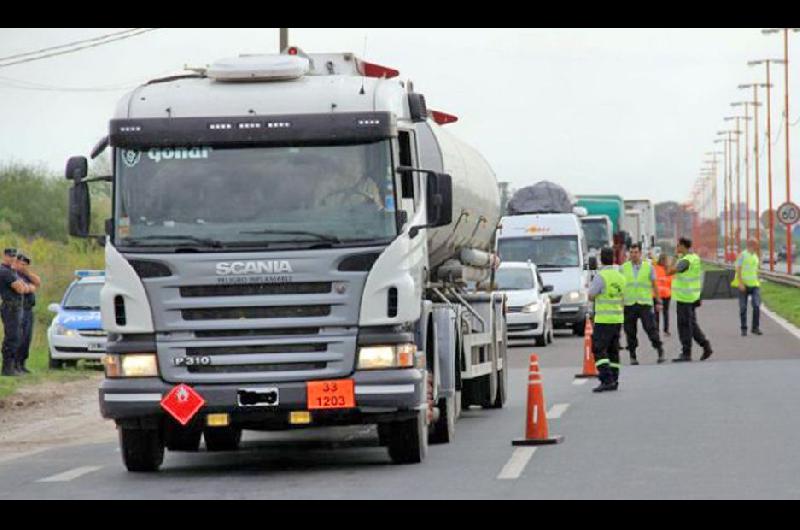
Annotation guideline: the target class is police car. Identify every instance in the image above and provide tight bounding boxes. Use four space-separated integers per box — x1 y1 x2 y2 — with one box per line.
47 270 106 369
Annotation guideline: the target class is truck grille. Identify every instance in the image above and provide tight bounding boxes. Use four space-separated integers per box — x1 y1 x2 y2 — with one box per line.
187 362 326 374
193 327 320 338
181 305 331 321
186 344 327 356
180 282 331 297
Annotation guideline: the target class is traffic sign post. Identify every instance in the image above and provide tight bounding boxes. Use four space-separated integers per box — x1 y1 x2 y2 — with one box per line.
777 201 800 226
777 202 799 275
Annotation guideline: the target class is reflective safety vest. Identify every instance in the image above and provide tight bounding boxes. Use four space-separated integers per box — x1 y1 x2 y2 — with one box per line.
731 251 761 288
654 264 672 298
621 260 654 306
673 253 703 303
595 268 626 324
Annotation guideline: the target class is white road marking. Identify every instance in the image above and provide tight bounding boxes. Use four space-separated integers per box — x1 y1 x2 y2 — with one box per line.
37 465 102 483
497 447 537 480
572 378 589 386
547 403 570 419
761 305 800 342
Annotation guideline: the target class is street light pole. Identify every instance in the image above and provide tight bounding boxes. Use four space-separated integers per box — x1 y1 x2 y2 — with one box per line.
715 138 729 259
724 116 748 254
748 60 784 271
763 28 799 273
732 101 760 241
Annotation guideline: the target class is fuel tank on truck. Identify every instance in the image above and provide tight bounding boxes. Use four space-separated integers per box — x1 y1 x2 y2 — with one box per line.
422 123 501 271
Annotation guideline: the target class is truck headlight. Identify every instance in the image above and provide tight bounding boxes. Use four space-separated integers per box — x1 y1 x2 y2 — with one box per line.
103 354 159 378
357 343 417 370
54 324 78 337
565 290 586 304
522 302 540 313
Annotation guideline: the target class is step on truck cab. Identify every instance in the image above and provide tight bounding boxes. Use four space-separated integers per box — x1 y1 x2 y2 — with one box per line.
65 48 506 471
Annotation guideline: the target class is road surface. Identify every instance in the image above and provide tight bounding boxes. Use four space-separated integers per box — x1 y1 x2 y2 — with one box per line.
1 299 798 499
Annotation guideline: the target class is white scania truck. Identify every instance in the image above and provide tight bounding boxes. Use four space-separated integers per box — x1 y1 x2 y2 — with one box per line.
66 48 507 471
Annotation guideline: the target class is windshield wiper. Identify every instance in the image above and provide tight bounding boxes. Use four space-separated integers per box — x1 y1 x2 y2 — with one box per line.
238 229 342 244
121 235 224 248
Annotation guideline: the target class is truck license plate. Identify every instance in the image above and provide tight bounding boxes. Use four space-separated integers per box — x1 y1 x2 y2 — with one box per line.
307 379 355 410
87 343 104 352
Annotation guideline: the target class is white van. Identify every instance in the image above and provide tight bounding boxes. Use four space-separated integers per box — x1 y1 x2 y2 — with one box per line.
498 213 591 336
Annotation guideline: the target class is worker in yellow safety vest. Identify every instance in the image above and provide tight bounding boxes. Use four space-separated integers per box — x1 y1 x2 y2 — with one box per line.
588 247 627 392
666 237 713 362
621 243 665 365
732 238 763 337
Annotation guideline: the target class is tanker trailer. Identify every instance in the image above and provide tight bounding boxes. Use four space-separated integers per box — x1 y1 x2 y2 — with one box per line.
65 48 506 472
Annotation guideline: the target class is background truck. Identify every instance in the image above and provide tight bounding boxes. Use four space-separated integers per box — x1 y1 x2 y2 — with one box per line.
625 199 656 250
499 182 592 337
65 48 507 471
575 194 628 264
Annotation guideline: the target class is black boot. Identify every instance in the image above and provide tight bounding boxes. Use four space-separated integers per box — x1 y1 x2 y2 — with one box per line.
630 352 639 366
1 361 18 377
16 360 30 374
700 344 713 361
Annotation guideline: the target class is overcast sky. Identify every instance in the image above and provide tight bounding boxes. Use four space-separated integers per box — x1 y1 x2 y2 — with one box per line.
0 28 797 207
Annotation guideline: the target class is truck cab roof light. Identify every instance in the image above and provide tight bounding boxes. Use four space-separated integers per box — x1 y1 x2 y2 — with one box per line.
356 60 399 79
430 110 459 125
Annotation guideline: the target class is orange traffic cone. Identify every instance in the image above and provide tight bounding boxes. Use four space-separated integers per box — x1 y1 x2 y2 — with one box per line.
512 354 564 446
575 318 598 378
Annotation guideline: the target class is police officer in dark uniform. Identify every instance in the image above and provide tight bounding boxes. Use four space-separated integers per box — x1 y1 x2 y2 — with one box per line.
14 253 40 374
1 248 36 376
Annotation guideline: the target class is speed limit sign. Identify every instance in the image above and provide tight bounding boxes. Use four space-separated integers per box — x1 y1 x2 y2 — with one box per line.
777 201 800 226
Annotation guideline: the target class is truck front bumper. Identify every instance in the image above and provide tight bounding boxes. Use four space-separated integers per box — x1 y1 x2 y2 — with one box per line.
99 368 425 428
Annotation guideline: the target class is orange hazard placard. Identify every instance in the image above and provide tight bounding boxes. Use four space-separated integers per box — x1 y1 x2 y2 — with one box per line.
307 379 355 410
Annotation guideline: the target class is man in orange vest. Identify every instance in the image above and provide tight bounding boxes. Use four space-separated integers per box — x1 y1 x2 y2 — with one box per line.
653 254 673 336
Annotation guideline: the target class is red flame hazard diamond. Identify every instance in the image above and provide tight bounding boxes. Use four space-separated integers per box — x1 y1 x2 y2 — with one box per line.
160 384 205 425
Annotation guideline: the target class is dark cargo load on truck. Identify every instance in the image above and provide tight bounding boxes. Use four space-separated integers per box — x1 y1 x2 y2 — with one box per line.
507 181 574 215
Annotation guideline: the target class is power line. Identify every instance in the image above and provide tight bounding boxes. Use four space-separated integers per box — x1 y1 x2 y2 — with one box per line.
0 28 160 69
0 28 146 63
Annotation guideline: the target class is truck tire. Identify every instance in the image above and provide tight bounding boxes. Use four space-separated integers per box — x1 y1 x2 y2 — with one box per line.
48 356 63 369
429 394 456 444
119 427 164 472
165 424 202 452
386 410 428 464
204 427 242 452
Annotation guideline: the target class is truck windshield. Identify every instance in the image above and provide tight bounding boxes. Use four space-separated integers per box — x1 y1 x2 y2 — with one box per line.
63 283 102 310
114 141 397 249
581 219 609 250
498 236 580 268
495 268 536 290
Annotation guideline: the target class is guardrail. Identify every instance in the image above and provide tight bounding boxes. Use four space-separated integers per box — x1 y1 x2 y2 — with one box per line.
708 260 800 289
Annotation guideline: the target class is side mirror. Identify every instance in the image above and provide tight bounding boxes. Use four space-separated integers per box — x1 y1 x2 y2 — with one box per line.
425 172 453 228
69 181 91 238
48 303 60 313
588 256 598 271
542 285 554 293
65 156 88 181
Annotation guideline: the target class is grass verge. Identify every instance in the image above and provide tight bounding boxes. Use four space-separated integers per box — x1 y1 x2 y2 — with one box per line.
760 280 800 328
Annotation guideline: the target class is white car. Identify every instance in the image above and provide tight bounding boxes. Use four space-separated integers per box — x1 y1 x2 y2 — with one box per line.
47 271 107 369
496 262 554 346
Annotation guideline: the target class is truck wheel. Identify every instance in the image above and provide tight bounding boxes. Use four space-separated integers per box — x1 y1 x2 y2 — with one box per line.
119 427 164 472
386 410 428 464
165 424 202 452
429 395 456 444
204 427 242 452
